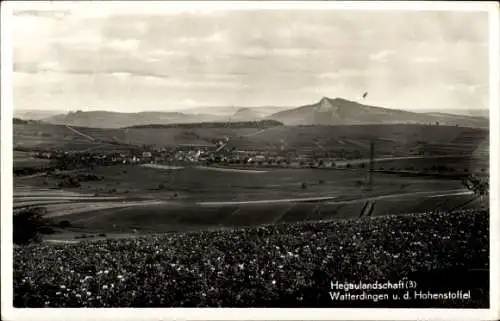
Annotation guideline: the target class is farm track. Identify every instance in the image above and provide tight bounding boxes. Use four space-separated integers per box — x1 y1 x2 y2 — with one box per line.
65 125 96 142
323 189 473 205
195 166 269 173
198 196 338 206
140 164 184 170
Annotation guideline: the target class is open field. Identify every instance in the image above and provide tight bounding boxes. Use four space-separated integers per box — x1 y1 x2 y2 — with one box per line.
227 124 489 157
336 155 489 173
37 190 482 236
13 151 52 168
14 209 488 307
13 163 486 239
17 165 466 202
14 122 262 150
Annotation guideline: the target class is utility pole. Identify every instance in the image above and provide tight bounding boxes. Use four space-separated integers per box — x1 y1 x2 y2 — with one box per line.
368 140 375 190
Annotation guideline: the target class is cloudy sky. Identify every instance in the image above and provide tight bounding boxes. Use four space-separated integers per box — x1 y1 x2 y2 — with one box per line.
12 4 489 113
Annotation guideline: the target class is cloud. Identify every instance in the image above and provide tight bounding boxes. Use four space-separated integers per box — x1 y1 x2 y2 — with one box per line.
37 61 62 72
11 9 489 112
443 84 483 93
107 38 140 52
110 72 132 80
413 56 440 64
369 50 396 62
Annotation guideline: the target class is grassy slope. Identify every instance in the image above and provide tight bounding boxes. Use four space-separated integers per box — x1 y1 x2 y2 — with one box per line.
14 123 488 156
14 209 489 308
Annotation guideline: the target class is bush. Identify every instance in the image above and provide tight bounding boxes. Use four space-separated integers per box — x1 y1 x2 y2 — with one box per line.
98 233 107 237
318 179 325 185
301 182 308 189
13 207 53 245
158 183 166 190
59 220 71 228
58 177 80 188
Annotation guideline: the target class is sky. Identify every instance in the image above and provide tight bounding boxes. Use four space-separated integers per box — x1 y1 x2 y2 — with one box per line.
11 3 490 113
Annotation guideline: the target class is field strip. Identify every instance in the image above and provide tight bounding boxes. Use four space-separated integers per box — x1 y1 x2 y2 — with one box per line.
343 139 369 149
44 240 80 244
44 200 168 217
14 200 73 208
324 189 471 205
197 196 338 206
141 164 185 170
195 166 268 174
273 203 295 224
14 196 123 201
14 191 94 197
426 191 474 198
335 154 470 166
242 127 277 138
15 173 48 180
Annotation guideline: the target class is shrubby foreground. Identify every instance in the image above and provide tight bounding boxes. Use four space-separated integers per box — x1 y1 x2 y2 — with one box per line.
14 209 488 308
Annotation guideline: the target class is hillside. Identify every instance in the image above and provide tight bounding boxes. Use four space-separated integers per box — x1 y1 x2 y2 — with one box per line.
14 109 61 121
42 107 292 129
14 121 489 164
182 106 290 118
415 109 489 118
127 120 283 129
230 108 262 121
43 111 223 129
267 97 488 128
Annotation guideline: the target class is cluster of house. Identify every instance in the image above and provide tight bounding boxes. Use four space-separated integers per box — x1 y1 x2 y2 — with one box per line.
29 141 366 168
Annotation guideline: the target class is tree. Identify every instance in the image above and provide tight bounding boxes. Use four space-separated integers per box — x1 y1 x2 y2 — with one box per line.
463 175 489 200
301 182 308 189
450 175 489 211
13 207 53 245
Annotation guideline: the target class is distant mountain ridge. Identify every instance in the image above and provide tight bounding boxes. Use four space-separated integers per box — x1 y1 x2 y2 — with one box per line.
266 97 488 128
44 110 222 128
39 97 488 129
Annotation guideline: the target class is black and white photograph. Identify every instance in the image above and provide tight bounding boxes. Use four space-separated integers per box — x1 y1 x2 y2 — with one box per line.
1 1 499 320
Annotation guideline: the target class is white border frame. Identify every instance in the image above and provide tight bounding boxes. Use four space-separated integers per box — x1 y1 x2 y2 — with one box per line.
1 1 499 320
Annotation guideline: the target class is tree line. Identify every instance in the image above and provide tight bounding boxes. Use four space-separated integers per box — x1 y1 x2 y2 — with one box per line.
126 120 284 129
